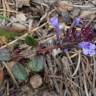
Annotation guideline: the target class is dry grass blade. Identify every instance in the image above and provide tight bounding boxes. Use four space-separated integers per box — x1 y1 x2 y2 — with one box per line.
0 0 96 95
0 22 47 49
93 56 96 88
2 62 18 87
72 51 81 77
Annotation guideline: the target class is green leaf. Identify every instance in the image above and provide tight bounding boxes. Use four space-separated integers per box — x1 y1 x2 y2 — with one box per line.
25 36 38 47
0 15 9 20
28 55 44 72
12 63 28 81
0 28 17 40
0 48 11 61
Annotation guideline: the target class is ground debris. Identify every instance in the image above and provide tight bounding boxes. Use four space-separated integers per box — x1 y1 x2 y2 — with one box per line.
16 0 30 8
0 0 96 96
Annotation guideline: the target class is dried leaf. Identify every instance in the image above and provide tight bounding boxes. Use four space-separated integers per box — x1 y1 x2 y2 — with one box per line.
30 74 42 89
28 55 44 72
12 63 28 81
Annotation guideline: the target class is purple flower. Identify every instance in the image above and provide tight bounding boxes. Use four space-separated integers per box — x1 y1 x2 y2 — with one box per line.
64 48 68 52
49 16 61 40
49 16 58 28
79 41 96 56
73 17 81 27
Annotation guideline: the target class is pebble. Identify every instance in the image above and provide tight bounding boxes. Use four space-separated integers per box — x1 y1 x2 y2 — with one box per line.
30 75 42 89
16 13 27 22
12 23 26 32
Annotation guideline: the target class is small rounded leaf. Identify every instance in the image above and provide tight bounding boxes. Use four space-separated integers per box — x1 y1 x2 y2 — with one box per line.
25 36 38 47
28 55 44 72
0 48 11 61
12 63 28 81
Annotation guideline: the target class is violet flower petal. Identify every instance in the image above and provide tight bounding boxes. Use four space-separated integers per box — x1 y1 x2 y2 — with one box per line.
64 49 68 52
83 48 95 56
49 16 61 40
73 17 80 27
49 16 59 28
79 41 96 56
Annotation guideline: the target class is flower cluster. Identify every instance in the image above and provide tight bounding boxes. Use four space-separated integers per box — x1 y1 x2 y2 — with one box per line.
49 16 96 56
81 25 94 41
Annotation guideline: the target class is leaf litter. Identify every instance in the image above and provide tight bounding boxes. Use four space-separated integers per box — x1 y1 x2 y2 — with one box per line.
0 0 96 96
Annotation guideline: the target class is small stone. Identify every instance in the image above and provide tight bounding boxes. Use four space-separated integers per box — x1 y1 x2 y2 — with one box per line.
16 13 27 22
56 1 73 12
12 23 26 32
30 75 42 89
